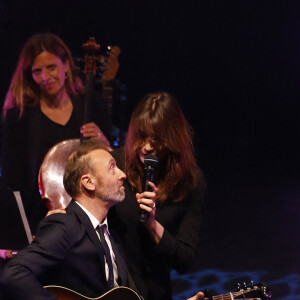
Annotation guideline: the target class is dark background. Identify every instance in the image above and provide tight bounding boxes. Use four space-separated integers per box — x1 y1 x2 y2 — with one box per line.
0 1 299 299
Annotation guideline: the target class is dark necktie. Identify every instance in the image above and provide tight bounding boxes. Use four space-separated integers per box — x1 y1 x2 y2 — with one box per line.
96 224 114 289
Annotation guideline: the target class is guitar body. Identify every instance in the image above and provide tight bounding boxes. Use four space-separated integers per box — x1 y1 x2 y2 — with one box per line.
39 139 80 209
45 282 270 300
45 285 141 300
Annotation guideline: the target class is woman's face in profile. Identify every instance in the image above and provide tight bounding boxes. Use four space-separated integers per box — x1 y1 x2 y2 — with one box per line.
137 136 167 165
31 51 69 98
138 138 156 164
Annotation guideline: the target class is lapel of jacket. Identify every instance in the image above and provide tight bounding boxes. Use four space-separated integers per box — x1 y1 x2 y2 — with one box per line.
66 200 108 286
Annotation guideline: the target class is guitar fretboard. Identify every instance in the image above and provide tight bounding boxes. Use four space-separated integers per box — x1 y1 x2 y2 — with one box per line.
211 293 234 300
204 292 263 300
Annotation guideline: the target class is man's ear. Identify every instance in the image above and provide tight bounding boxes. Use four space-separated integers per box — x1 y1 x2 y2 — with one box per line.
81 174 96 192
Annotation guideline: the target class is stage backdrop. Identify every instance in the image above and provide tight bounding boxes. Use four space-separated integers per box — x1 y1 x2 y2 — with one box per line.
0 1 299 299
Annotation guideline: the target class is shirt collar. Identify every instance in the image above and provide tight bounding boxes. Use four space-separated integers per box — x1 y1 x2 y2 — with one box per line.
75 201 109 231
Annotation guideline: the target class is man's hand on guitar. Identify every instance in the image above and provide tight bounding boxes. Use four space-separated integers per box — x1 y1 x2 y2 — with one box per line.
187 291 205 300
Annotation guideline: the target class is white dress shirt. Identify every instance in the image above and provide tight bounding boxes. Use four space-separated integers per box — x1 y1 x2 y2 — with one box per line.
75 201 119 287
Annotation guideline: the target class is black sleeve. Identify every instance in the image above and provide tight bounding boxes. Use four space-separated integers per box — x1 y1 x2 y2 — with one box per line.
1 108 28 190
153 185 206 273
0 214 74 300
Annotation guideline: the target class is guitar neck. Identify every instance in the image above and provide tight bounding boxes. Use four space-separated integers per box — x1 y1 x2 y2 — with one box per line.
204 294 263 300
102 79 114 114
205 294 234 300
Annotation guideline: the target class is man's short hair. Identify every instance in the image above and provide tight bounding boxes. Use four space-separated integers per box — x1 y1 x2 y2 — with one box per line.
63 139 109 198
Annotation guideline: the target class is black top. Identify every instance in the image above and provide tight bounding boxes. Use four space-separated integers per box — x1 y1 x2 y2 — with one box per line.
1 95 111 234
108 148 206 300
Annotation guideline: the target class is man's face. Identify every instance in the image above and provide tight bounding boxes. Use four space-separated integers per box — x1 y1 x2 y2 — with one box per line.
89 149 126 204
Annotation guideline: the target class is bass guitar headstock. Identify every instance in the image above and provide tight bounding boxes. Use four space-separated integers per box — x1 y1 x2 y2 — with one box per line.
74 39 120 84
101 46 121 81
82 37 101 75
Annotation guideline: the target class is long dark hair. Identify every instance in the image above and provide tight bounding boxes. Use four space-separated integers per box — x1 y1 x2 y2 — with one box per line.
3 33 84 118
125 92 204 204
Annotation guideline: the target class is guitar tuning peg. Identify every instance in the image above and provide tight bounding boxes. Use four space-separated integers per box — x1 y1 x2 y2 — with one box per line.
234 282 241 291
250 280 254 288
262 284 272 298
242 281 247 289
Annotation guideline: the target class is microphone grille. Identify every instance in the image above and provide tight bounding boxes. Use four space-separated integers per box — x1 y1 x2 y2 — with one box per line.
144 154 159 167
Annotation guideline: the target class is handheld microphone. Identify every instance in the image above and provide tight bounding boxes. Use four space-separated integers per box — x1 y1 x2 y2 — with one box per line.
139 154 159 223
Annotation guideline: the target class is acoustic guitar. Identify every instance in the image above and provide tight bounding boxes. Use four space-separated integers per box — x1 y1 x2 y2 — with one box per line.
45 282 271 300
44 285 141 300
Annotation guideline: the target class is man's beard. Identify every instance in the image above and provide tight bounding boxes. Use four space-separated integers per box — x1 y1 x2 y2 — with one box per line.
95 185 125 204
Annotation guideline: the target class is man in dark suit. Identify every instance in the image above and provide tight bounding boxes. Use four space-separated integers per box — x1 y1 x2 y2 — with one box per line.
0 139 131 299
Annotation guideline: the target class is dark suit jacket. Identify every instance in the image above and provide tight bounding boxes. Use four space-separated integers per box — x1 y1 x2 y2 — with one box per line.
0 200 128 300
